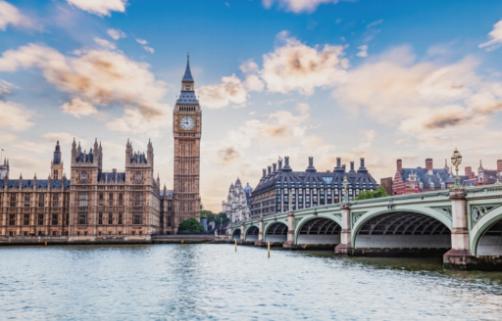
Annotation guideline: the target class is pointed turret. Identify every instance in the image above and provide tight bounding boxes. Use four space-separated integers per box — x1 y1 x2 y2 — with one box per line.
182 54 194 83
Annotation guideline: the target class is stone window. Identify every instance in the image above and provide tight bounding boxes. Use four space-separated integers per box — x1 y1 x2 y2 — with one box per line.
98 212 103 225
108 212 113 225
38 193 45 208
133 211 142 225
37 214 44 226
24 194 30 207
118 212 123 225
23 214 30 225
51 213 58 225
9 214 16 225
9 194 16 207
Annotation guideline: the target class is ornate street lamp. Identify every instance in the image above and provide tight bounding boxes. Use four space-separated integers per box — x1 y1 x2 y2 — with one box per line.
342 174 349 204
451 148 462 188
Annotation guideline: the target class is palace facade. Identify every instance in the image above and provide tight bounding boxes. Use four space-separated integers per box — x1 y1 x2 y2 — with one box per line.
222 178 253 223
0 58 202 241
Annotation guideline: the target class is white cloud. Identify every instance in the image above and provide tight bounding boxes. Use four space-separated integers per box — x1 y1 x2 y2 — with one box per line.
332 46 502 144
0 100 33 130
135 38 155 54
94 37 116 50
199 75 248 109
259 33 348 94
262 0 338 13
0 43 168 132
0 0 33 30
107 28 126 40
61 97 98 118
479 19 502 51
0 79 13 96
106 107 168 134
66 0 127 16
357 44 368 58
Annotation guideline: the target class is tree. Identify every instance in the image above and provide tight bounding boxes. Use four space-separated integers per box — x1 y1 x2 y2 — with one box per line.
178 218 204 233
355 187 388 200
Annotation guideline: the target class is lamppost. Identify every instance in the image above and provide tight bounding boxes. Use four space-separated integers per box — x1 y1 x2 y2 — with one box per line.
342 174 349 204
451 148 462 189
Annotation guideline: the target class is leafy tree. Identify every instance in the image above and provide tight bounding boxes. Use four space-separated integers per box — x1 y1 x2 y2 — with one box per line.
178 218 204 233
355 187 388 200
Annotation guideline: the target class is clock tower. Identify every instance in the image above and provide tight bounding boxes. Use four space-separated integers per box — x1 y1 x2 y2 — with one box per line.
173 56 201 229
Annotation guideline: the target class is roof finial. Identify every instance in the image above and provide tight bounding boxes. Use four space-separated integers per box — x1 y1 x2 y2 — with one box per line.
182 53 194 82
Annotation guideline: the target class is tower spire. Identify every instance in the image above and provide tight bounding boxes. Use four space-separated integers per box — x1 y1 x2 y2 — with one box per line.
182 54 194 84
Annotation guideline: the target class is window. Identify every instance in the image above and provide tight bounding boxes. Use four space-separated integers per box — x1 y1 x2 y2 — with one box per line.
133 211 142 225
118 193 124 206
52 194 59 207
38 193 45 208
78 192 88 225
108 212 113 225
51 213 58 225
108 193 113 206
9 214 16 225
24 194 30 207
118 212 123 225
23 214 30 225
98 212 103 225
10 194 16 207
38 214 44 226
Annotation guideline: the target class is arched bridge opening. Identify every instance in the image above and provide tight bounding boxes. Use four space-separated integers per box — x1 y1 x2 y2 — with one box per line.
264 222 288 245
232 229 241 241
476 219 502 256
245 226 259 243
296 217 341 248
354 211 451 256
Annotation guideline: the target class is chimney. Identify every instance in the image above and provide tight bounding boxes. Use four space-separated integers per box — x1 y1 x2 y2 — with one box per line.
465 166 473 179
498 159 502 172
306 156 316 172
273 163 277 172
396 159 403 172
425 158 433 171
262 169 266 177
283 156 292 171
350 161 355 172
278 159 283 170
336 157 341 169
359 158 366 171
267 166 272 175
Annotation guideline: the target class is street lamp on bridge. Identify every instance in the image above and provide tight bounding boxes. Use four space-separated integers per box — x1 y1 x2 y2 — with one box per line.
451 148 462 188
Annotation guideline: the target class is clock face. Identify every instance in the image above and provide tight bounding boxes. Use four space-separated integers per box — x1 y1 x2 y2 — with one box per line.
180 116 194 130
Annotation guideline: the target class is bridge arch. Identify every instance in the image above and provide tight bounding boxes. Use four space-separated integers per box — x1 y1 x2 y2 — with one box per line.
470 206 502 256
264 222 288 244
351 207 451 254
244 225 259 242
295 215 341 246
231 228 241 241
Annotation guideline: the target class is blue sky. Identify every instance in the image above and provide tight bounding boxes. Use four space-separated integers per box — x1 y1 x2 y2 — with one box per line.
0 0 501 210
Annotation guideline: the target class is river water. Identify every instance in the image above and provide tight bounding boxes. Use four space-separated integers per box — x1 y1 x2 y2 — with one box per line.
0 244 501 321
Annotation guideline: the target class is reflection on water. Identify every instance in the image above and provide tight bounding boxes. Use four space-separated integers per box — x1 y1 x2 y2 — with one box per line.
0 244 501 321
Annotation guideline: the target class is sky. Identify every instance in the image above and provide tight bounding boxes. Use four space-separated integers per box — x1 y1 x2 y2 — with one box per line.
0 0 501 211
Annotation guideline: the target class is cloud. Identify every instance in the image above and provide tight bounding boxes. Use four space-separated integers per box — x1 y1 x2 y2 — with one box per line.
94 37 116 50
0 100 33 130
262 0 338 13
259 32 348 94
0 43 168 131
479 19 502 51
61 97 98 118
107 28 126 40
357 45 368 58
218 147 240 164
199 75 248 109
0 79 13 97
0 0 33 30
106 107 168 134
66 0 127 17
332 46 502 141
199 32 347 108
135 38 155 54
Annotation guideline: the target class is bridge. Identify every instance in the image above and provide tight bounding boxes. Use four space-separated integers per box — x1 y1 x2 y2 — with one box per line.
229 185 502 269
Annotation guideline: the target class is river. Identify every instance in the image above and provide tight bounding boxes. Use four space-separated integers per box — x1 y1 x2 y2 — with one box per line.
0 244 501 321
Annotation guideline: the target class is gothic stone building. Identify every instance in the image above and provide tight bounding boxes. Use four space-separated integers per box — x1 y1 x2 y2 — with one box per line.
250 156 378 218
0 140 168 240
222 178 253 223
